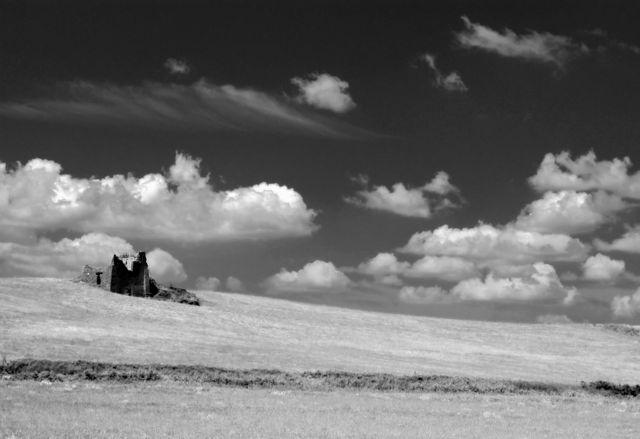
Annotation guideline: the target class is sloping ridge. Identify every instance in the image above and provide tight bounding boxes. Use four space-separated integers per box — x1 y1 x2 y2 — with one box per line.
1 277 639 385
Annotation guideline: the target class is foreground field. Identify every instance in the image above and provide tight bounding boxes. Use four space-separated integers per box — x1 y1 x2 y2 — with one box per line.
1 278 639 384
2 380 639 439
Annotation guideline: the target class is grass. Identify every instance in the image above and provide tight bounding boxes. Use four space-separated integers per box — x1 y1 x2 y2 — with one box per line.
2 358 639 398
2 278 640 438
2 380 640 439
2 277 640 385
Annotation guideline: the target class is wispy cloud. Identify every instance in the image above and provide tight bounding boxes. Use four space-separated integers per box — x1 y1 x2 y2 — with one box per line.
581 29 640 55
0 79 368 138
164 58 191 75
456 16 588 68
419 53 468 92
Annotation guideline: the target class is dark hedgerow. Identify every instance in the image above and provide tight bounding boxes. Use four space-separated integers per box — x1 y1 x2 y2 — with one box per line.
582 380 640 397
1 358 637 398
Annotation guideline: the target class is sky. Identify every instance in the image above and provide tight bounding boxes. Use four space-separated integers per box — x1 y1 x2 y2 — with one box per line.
2 0 640 323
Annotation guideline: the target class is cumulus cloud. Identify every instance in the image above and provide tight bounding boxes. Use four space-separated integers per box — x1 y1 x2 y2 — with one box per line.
419 53 468 92
346 172 461 218
536 314 574 324
356 252 477 283
400 224 588 265
451 262 577 304
265 260 351 294
164 58 191 75
395 263 576 305
0 79 366 138
195 276 221 291
529 151 640 198
611 288 640 318
146 248 187 284
291 73 356 113
456 16 587 68
582 253 625 281
0 153 318 242
514 190 627 235
405 255 479 282
225 276 246 292
398 285 450 304
0 233 184 281
357 253 410 277
595 226 640 253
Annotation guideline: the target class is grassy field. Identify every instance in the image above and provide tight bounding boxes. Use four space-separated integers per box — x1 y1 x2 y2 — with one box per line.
1 278 640 384
2 278 640 438
2 380 639 439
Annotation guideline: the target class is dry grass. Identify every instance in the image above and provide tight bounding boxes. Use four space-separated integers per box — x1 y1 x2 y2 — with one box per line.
2 380 639 439
2 278 640 384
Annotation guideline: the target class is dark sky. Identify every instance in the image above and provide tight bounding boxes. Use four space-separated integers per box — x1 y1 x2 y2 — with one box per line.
2 0 640 323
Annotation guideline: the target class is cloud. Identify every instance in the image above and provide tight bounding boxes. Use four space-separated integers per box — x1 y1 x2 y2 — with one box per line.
164 58 191 75
595 225 640 253
581 28 640 55
195 276 221 291
536 314 574 324
357 253 410 277
396 262 576 305
0 79 366 138
456 16 587 68
514 190 627 235
346 172 461 218
225 276 246 292
451 262 577 303
146 248 187 284
400 224 588 265
0 233 183 281
609 40 640 55
399 285 450 304
265 260 351 294
356 252 478 282
611 288 640 318
419 53 468 92
291 73 356 113
422 171 460 195
0 153 318 242
529 151 640 198
582 253 625 281
404 255 479 282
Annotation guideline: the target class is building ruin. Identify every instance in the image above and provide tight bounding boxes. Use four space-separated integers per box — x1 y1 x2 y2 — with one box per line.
79 252 199 305
80 252 151 297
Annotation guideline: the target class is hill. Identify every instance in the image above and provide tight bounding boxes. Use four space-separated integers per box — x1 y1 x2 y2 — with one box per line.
1 277 639 384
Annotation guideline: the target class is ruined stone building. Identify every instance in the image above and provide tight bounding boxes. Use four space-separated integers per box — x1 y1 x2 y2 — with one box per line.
80 252 151 297
79 251 199 305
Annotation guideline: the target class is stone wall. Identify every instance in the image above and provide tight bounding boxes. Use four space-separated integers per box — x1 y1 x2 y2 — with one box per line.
79 265 104 287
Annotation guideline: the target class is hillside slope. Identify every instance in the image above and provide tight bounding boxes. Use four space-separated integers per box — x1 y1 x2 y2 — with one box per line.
1 278 638 384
